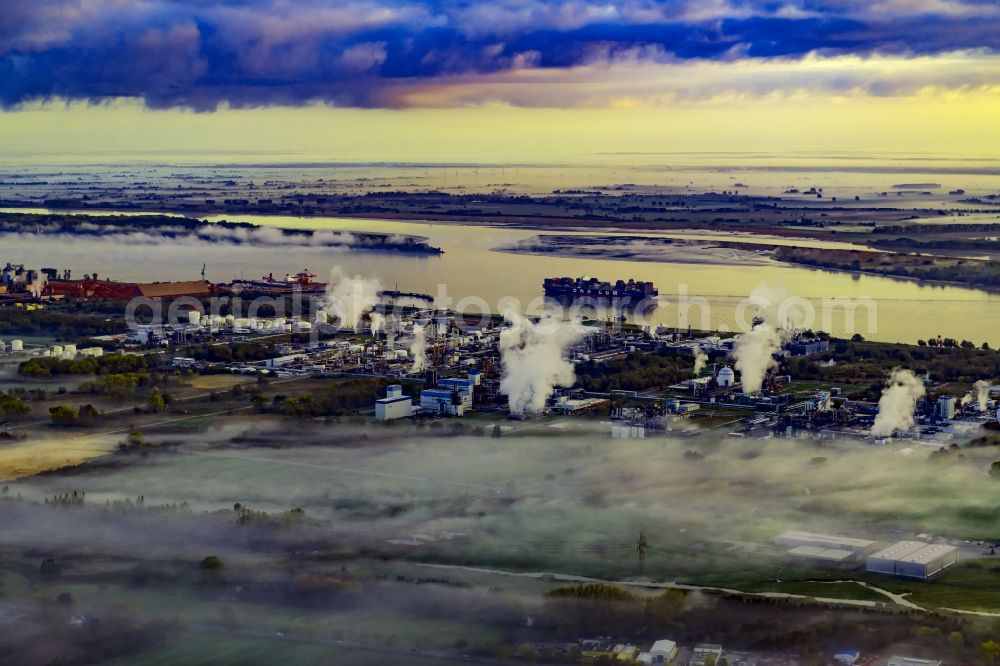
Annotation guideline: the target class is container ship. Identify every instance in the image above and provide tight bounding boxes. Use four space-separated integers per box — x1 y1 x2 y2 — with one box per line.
543 276 658 300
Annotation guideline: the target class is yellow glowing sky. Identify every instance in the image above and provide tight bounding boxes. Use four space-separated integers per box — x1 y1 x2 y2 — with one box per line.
3 81 999 164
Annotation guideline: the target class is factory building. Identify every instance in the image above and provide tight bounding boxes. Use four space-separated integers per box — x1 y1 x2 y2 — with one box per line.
775 531 878 560
936 396 956 420
419 389 465 416
866 541 959 579
437 377 475 410
375 385 414 421
787 338 831 356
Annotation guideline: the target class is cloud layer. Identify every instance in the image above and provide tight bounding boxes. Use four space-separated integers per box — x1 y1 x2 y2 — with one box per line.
2 0 1000 109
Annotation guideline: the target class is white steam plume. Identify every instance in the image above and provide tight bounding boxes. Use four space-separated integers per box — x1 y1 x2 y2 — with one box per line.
975 379 991 412
733 323 781 395
29 271 47 299
499 310 583 415
369 312 385 337
731 282 799 395
322 267 381 332
693 345 708 376
871 368 926 438
409 324 428 375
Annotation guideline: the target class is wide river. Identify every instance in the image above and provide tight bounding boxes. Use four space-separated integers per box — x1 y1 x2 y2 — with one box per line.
3 208 999 346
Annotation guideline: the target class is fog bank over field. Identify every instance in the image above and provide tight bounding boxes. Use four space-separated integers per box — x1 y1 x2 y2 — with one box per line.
5 423 1000 579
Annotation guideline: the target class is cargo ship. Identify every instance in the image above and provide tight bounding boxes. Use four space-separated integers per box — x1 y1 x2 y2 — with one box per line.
543 276 658 300
228 269 327 294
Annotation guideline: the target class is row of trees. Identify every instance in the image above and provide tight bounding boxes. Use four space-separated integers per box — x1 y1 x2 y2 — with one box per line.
0 393 30 421
576 351 690 393
19 353 158 377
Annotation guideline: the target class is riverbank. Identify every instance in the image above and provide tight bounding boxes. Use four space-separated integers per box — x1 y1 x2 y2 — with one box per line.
497 233 1000 292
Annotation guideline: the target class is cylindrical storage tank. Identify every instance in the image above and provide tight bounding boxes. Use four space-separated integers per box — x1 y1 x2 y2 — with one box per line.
61 352 74 360
316 310 328 324
225 314 236 326
188 311 202 325
51 345 63 355
63 344 77 355
11 340 24 351
235 318 250 328
348 344 364 353
395 349 408 359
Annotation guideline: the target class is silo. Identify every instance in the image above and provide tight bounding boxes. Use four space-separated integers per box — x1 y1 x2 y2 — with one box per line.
11 340 24 352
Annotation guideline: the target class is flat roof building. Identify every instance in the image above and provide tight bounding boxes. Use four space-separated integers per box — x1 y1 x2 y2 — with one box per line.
866 541 958 579
690 644 723 666
648 639 677 662
375 385 414 421
888 657 943 666
785 545 857 564
775 530 877 559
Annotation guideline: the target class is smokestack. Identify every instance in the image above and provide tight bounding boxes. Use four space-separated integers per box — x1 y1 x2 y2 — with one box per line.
499 310 583 416
871 368 926 438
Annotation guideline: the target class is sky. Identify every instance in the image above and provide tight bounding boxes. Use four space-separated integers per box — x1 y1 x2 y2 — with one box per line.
1 0 999 161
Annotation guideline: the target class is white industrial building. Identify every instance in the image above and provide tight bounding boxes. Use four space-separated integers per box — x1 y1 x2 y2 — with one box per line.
775 531 878 560
717 366 735 387
375 385 415 421
866 541 958 579
611 423 646 439
638 639 677 664
690 644 724 666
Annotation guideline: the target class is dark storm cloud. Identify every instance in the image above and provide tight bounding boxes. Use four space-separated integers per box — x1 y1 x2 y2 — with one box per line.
1 0 998 109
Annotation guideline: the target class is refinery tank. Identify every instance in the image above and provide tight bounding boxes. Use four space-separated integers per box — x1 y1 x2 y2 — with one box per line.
10 339 23 352
188 311 202 325
63 343 77 355
51 345 63 355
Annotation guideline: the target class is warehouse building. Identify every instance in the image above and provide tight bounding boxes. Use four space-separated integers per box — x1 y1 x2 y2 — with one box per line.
866 541 959 579
785 545 857 565
775 531 878 560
